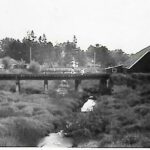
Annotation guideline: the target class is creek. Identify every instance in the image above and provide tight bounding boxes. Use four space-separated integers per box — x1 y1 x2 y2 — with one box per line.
38 80 96 147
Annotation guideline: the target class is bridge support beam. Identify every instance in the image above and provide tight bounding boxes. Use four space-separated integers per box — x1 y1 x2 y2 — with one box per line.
99 78 107 94
44 80 48 92
106 78 113 94
99 78 113 94
16 80 21 93
75 79 81 91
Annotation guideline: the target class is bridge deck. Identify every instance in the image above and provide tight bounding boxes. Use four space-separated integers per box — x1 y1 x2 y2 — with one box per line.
0 73 110 80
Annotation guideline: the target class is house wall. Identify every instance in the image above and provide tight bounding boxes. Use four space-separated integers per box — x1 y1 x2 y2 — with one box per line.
105 66 125 73
128 52 150 73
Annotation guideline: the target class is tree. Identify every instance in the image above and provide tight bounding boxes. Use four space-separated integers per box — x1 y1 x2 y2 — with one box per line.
41 34 47 44
26 30 37 42
110 49 129 65
86 44 116 68
2 57 11 69
28 60 40 73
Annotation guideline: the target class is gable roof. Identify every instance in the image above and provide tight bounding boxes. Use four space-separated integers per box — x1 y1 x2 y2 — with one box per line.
124 46 150 69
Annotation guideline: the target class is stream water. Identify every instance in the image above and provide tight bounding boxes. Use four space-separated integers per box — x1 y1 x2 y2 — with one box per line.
38 131 73 147
38 80 96 147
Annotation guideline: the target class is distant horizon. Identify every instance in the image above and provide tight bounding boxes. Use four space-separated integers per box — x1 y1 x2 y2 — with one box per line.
0 0 150 54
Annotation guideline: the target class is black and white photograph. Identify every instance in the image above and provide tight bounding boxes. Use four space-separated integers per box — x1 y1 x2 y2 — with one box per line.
0 0 150 148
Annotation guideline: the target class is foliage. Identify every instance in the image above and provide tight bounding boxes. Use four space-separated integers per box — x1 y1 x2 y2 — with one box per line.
62 77 150 147
28 61 40 73
14 117 49 146
0 79 83 146
17 59 26 69
110 49 129 65
0 31 129 67
86 44 116 67
2 57 11 69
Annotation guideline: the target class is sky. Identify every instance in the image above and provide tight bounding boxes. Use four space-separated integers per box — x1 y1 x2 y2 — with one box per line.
0 0 150 54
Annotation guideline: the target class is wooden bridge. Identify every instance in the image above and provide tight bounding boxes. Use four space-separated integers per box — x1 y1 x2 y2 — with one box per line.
0 73 112 93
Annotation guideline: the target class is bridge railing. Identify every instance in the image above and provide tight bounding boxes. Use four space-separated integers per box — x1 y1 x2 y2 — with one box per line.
0 73 110 80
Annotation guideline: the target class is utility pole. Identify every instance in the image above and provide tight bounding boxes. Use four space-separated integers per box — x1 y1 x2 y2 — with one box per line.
94 52 96 70
30 47 32 63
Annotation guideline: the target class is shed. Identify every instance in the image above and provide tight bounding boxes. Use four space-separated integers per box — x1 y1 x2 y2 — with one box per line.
124 46 150 73
105 65 126 73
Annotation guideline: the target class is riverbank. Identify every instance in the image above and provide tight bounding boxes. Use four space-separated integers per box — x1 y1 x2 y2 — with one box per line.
0 80 86 146
63 82 150 147
1 74 150 147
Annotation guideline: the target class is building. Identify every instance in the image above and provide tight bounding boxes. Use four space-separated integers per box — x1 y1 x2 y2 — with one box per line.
105 46 150 73
105 65 126 73
124 46 150 73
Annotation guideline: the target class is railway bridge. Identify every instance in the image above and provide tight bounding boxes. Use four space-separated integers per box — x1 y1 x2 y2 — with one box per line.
0 73 112 93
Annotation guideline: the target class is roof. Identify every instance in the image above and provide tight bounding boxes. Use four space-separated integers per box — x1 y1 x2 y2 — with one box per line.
105 64 124 70
124 46 150 69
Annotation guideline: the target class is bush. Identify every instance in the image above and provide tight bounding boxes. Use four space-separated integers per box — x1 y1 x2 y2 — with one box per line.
18 59 26 69
2 57 11 69
64 110 109 145
14 117 49 146
28 61 40 73
134 105 150 117
122 133 140 145
22 87 42 94
0 136 21 147
0 107 14 118
99 134 114 147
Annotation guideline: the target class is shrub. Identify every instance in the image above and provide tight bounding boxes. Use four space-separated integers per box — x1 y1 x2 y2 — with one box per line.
99 134 114 147
0 136 21 147
2 57 11 69
141 136 150 147
140 114 150 130
22 87 42 94
126 92 141 107
14 117 49 146
28 61 40 73
0 81 15 92
122 133 140 145
64 110 109 145
18 59 26 69
0 106 17 118
132 73 150 82
134 105 150 117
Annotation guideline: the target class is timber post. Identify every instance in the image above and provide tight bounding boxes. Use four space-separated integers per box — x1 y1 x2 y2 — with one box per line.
106 78 113 94
75 79 81 91
99 78 107 94
44 79 48 92
44 72 48 93
16 79 21 93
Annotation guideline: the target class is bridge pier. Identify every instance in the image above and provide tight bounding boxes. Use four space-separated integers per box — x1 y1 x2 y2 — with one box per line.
44 80 48 92
75 79 81 91
99 78 113 94
16 79 21 93
106 78 113 94
99 78 107 94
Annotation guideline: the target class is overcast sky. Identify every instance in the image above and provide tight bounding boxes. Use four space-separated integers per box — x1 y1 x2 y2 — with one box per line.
0 0 150 54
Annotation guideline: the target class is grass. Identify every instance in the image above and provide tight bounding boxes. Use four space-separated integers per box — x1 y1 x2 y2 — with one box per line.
0 73 150 147
0 79 84 146
63 74 150 148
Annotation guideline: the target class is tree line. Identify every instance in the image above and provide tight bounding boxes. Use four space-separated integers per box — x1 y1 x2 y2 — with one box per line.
0 30 129 68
